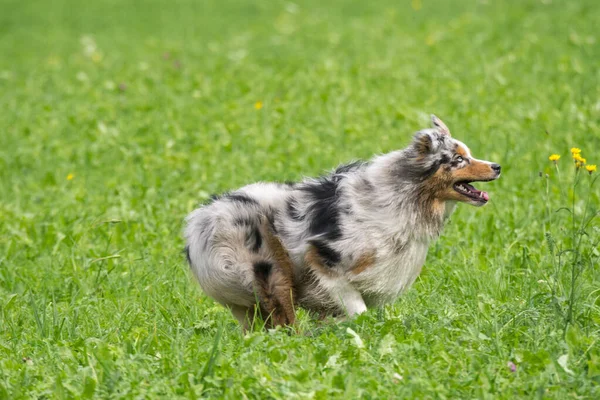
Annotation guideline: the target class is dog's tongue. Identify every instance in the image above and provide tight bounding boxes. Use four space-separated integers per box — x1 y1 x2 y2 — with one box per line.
465 182 490 201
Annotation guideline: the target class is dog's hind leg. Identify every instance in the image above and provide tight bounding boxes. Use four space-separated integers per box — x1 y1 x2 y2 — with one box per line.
251 218 296 327
253 261 295 327
230 305 255 333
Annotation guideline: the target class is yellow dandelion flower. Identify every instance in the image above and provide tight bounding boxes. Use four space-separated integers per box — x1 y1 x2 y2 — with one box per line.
549 154 560 162
254 101 263 110
573 153 586 164
66 173 74 180
586 164 597 174
570 147 581 155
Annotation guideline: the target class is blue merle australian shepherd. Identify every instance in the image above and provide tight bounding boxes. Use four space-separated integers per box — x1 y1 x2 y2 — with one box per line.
184 116 501 329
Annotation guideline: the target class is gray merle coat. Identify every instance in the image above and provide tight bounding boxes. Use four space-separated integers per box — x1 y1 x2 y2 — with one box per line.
184 116 501 329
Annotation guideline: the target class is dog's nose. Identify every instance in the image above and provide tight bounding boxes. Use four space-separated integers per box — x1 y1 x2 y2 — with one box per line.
491 164 501 174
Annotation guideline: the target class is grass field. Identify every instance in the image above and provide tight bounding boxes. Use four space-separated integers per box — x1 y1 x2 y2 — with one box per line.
1 0 599 398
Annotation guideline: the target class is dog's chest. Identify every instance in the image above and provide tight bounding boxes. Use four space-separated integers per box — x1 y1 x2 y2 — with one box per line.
349 239 430 306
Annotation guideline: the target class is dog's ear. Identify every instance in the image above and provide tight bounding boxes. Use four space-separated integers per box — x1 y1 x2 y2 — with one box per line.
413 129 440 155
431 114 451 137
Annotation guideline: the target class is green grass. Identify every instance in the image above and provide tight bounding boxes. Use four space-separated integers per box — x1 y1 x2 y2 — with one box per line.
1 0 599 398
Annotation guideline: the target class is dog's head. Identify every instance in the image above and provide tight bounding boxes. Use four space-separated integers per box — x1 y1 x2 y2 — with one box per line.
402 115 501 206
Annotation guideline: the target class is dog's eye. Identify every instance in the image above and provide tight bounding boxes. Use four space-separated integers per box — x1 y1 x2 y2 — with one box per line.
456 156 464 163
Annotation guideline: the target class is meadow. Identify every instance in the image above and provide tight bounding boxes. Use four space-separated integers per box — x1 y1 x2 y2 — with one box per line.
1 0 599 398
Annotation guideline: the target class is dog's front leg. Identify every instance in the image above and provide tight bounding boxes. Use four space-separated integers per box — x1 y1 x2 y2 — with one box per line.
326 278 367 317
304 244 367 318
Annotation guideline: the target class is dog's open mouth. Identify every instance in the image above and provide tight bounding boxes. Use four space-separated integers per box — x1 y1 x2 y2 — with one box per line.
454 181 489 203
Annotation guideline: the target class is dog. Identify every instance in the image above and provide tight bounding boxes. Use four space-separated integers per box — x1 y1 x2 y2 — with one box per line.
184 115 501 329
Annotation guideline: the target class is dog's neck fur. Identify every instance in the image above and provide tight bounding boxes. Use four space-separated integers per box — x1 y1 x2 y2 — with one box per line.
356 149 455 241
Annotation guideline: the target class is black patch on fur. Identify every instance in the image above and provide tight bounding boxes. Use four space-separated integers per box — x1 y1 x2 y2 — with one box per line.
206 192 259 205
251 227 262 252
440 154 451 164
253 261 273 281
233 217 262 252
421 160 442 178
301 177 342 240
184 245 192 266
414 131 434 154
286 199 305 221
396 147 444 181
224 192 259 205
335 160 367 175
309 240 341 267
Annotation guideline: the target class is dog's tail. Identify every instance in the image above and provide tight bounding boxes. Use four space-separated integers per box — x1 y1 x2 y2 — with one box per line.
252 218 296 327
